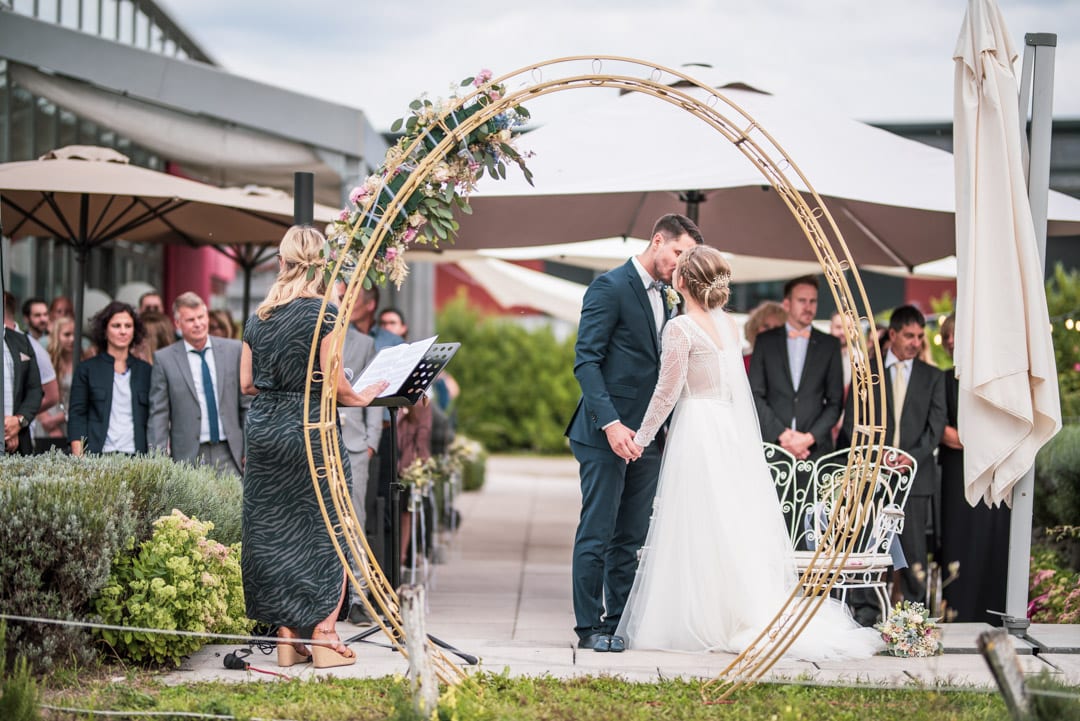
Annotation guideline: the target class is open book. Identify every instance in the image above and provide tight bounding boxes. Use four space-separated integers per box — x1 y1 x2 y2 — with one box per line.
351 335 439 399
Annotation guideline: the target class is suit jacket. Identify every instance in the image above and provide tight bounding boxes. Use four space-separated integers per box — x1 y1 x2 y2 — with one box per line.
566 259 667 450
339 325 383 456
68 353 152 454
148 338 247 469
3 328 44 454
749 325 844 457
841 357 947 496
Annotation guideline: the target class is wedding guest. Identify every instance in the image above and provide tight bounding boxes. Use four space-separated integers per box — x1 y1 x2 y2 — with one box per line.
3 294 43 455
49 295 74 323
937 313 1010 624
208 309 236 339
240 225 386 669
34 316 75 453
749 276 844 462
5 293 58 449
378 307 408 339
22 297 50 341
397 399 433 566
68 301 151 456
138 291 164 316
133 311 176 364
829 311 852 389
743 301 787 372
842 305 946 606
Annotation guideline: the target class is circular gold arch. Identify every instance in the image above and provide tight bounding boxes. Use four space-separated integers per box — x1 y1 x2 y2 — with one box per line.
301 56 889 699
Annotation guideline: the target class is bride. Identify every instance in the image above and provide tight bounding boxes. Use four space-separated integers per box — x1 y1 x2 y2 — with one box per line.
616 246 882 660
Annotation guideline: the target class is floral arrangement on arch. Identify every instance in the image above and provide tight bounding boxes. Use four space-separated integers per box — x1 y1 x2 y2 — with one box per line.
875 600 943 657
328 69 534 288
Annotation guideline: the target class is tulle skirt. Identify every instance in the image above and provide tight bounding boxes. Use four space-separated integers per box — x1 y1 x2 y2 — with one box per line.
616 398 883 660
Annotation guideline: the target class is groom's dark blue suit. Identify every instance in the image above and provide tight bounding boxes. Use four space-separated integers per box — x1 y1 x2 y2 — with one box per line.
567 259 666 641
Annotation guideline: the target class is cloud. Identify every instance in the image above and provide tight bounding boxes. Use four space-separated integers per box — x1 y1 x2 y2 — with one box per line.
157 0 1080 129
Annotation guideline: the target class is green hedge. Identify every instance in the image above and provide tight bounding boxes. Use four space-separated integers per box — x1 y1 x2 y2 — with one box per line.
437 296 579 453
0 453 243 672
1035 424 1080 533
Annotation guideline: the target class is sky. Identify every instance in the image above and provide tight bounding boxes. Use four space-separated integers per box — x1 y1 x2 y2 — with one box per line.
154 0 1080 132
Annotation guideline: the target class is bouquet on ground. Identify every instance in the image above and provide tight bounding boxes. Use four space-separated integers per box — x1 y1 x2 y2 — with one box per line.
329 69 533 288
876 600 943 657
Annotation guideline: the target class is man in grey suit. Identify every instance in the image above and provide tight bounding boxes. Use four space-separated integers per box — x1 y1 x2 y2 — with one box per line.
148 292 246 476
340 323 383 533
843 305 946 607
749 276 845 462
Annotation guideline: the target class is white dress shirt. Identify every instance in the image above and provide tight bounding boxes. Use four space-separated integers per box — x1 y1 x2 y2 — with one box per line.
184 338 226 444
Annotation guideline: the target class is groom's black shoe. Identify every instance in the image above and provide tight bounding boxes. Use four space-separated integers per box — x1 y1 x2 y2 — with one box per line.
607 635 626 653
577 633 612 652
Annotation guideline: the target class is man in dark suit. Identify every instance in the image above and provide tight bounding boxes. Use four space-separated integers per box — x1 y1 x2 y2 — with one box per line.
148 293 247 475
3 294 43 455
843 305 946 605
567 213 702 652
749 276 844 462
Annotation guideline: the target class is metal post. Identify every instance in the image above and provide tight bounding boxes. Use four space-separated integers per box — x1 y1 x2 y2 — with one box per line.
1003 32 1056 637
293 172 314 227
678 190 706 224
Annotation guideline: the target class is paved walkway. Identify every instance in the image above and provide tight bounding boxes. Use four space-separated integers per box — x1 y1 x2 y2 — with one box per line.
170 456 1080 687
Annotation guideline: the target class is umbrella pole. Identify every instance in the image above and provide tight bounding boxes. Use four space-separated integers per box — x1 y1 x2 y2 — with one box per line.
1003 32 1056 637
71 194 90 373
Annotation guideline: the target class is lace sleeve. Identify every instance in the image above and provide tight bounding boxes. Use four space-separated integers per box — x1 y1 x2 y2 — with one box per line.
634 320 691 448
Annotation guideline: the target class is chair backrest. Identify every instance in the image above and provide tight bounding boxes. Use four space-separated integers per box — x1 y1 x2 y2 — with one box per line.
763 442 815 549
808 445 918 554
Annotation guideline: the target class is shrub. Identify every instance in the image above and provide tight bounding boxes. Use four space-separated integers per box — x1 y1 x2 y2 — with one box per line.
93 511 253 667
437 296 578 453
0 622 41 721
0 453 243 672
0 455 136 672
1029 546 1080 624
1034 425 1080 561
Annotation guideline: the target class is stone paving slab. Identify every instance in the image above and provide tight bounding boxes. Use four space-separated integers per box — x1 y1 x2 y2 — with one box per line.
1040 654 1080 684
1029 623 1080 653
940 622 1037 655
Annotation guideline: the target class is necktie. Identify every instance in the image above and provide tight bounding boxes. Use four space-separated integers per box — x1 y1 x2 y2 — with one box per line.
891 362 907 447
193 348 220 444
788 328 810 339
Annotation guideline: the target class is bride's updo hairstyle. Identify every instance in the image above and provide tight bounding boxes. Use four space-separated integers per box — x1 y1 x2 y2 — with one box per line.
256 225 329 319
677 245 733 310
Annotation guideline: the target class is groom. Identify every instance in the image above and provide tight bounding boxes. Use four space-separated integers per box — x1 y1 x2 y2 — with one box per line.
567 213 702 652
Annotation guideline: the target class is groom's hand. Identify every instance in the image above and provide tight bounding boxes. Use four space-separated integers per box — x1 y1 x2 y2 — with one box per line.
604 422 639 461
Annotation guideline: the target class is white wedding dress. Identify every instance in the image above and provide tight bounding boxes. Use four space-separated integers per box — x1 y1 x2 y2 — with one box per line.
615 310 883 660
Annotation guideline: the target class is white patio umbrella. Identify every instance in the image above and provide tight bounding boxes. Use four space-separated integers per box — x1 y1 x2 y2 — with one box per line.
454 74 1080 267
953 0 1061 508
455 257 586 324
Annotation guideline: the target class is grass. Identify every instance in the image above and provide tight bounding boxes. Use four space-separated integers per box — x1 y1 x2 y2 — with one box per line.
36 672 1022 721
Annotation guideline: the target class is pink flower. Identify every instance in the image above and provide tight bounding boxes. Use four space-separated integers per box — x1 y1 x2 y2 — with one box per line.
488 91 501 102
338 208 350 222
402 227 418 244
384 246 398 261
348 186 368 205
474 69 493 86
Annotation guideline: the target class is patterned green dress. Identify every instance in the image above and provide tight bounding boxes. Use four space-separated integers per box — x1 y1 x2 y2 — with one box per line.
241 298 352 628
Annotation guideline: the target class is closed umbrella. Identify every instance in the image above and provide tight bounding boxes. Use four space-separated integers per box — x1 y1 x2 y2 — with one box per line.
953 0 1061 508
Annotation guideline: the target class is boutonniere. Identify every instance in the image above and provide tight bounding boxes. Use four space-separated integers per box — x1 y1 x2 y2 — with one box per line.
664 287 681 312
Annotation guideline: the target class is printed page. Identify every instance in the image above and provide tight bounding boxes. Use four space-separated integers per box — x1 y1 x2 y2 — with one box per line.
351 335 438 397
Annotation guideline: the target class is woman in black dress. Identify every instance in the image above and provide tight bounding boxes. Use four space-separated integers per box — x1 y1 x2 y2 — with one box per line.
241 226 387 668
938 313 1010 624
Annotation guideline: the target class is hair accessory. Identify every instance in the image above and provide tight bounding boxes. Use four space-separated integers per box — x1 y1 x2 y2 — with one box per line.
706 273 731 293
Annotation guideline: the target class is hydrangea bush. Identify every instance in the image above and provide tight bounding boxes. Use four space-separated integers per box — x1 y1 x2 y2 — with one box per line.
93 511 252 667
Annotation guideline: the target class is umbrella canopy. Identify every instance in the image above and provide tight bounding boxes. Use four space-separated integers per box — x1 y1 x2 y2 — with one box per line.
953 2 1061 507
454 76 1080 268
0 146 336 343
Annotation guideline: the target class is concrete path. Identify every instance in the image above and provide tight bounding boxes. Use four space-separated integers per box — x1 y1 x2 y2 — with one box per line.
169 455 1077 687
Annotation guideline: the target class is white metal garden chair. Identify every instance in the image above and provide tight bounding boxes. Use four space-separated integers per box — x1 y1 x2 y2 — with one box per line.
793 445 917 620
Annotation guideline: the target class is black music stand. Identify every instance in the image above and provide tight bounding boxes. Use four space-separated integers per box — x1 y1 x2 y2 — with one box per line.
348 342 475 664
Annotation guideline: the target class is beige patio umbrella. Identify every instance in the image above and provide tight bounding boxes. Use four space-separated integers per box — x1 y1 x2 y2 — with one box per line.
0 146 334 346
953 1 1061 508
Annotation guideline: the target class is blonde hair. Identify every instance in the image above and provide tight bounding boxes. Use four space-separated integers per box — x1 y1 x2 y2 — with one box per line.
256 226 329 320
47 316 74 372
676 246 732 310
